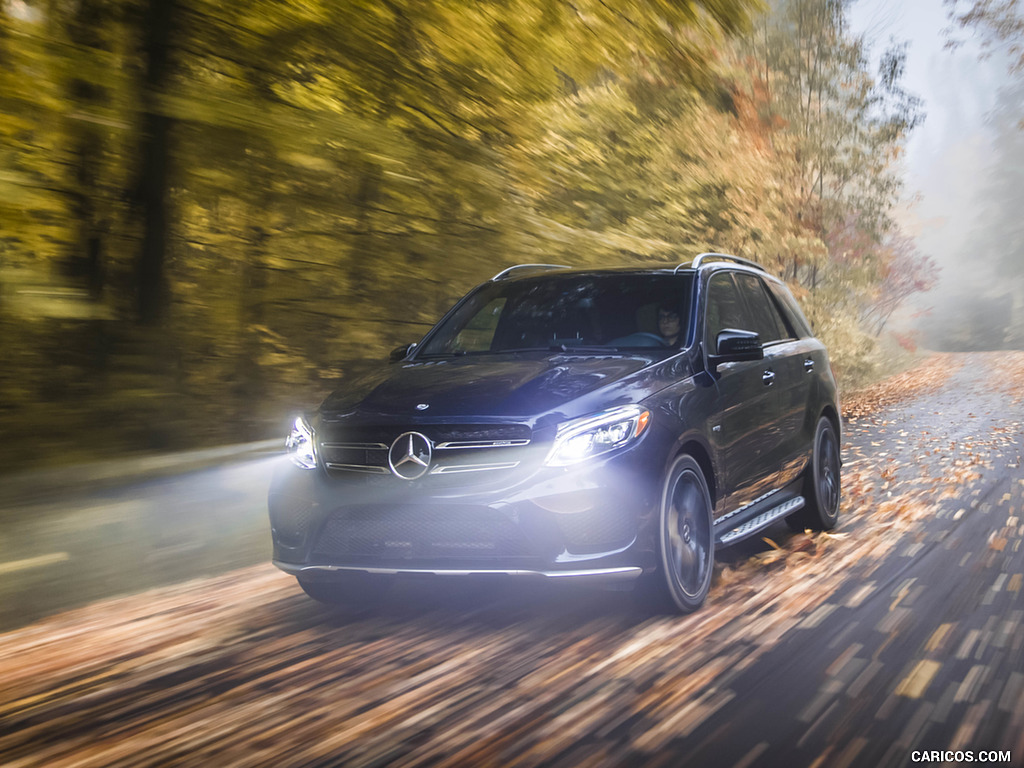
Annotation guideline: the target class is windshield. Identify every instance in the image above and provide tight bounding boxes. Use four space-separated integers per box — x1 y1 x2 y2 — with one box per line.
418 273 693 356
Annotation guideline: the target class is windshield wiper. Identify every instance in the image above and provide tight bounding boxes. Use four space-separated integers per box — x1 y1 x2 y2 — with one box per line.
491 345 624 354
548 344 622 354
416 350 467 358
422 346 626 357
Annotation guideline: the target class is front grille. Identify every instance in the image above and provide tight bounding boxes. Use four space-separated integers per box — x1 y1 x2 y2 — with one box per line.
556 508 637 552
313 505 536 560
318 423 534 480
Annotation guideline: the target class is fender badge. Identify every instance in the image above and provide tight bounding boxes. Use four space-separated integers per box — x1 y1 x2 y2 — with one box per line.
416 403 430 411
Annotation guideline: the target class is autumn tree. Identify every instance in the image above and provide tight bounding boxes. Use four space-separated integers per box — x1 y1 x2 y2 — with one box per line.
0 0 934 466
946 0 1024 74
738 0 925 382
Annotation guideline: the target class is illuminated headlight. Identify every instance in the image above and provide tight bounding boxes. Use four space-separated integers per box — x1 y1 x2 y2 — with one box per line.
285 416 317 469
545 405 651 467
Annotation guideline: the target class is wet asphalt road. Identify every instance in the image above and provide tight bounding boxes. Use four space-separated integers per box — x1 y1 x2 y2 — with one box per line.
1 352 1023 767
681 354 1024 766
0 448 278 630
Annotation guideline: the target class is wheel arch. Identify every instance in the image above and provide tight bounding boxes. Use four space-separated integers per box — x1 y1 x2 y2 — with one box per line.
820 403 841 445
677 439 717 509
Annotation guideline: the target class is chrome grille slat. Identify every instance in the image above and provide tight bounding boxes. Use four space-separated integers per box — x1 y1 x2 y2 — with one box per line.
435 439 531 450
324 463 389 474
429 462 521 475
321 442 388 450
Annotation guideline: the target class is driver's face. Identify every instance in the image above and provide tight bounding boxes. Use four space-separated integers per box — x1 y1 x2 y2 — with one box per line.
658 309 680 338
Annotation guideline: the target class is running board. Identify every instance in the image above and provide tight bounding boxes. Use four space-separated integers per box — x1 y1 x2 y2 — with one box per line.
716 495 805 546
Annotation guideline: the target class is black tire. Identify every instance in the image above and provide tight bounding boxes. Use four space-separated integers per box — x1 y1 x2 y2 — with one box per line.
297 575 390 608
788 416 841 531
654 454 715 613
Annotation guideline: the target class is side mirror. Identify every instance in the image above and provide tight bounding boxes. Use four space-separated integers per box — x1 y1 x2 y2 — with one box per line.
708 329 763 372
389 342 417 362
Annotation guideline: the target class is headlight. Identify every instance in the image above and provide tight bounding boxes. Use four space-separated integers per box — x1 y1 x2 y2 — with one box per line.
285 416 317 469
545 405 651 467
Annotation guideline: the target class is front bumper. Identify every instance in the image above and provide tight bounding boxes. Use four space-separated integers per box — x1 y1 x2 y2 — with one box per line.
268 437 665 578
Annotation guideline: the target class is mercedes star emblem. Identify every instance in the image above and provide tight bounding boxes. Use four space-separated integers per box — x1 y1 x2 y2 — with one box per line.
388 431 432 480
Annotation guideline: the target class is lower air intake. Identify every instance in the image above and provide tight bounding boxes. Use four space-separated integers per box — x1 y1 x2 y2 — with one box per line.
314 505 535 559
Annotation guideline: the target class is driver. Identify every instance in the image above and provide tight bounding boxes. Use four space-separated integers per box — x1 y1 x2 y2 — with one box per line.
658 306 681 347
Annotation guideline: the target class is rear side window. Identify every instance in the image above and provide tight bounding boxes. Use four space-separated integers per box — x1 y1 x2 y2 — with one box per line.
765 280 814 338
734 272 788 344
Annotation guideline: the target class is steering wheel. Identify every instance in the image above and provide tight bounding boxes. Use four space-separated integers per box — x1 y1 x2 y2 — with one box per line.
608 332 668 347
632 332 669 345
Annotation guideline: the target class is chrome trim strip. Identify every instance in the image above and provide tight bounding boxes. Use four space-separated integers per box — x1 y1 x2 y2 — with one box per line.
435 439 531 450
429 461 520 475
324 463 390 474
321 442 389 450
274 561 643 582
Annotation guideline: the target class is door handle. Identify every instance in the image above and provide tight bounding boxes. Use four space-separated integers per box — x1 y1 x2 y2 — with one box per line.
803 358 814 373
762 370 775 386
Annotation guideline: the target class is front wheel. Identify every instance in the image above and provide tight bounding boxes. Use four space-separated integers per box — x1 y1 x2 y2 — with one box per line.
789 416 841 531
654 454 714 613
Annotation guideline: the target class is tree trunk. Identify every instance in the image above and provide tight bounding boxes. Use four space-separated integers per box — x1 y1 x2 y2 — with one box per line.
64 0 109 300
233 137 274 439
134 0 176 326
347 160 384 299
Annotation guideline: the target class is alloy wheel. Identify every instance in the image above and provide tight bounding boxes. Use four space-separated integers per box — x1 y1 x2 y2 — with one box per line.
659 455 714 612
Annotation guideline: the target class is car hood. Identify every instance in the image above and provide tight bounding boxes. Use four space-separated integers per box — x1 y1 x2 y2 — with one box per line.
320 352 683 421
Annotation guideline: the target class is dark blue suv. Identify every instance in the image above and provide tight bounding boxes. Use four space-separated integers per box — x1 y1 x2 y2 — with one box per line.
269 254 841 613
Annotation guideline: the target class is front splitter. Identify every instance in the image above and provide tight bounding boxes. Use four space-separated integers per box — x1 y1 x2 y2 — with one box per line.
274 560 643 582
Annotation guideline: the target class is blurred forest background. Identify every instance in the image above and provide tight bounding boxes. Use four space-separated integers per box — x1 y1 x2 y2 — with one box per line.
0 0 981 471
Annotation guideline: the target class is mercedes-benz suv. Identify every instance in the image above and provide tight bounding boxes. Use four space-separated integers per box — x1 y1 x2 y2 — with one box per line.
269 254 841 613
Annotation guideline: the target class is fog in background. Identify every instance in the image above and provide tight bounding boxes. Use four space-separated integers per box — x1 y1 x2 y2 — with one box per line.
850 0 1024 351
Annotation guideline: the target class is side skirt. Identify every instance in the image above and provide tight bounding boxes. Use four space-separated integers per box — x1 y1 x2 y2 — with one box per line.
713 483 805 547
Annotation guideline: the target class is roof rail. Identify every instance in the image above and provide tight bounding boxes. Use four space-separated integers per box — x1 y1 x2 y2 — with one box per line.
491 264 572 281
674 252 765 273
